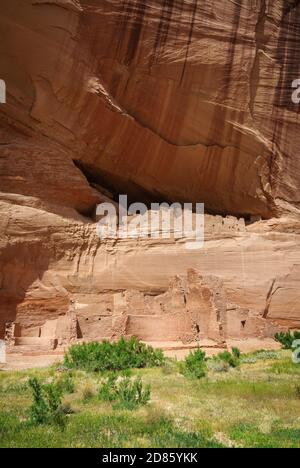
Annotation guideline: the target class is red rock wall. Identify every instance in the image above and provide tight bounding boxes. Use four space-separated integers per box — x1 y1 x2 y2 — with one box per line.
1 1 300 217
0 1 300 342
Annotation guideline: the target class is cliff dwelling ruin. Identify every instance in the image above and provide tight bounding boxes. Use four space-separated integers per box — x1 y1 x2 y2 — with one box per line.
1 0 300 354
2 269 283 351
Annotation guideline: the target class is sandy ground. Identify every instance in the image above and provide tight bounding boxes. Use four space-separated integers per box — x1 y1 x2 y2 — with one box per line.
2 354 63 371
0 338 280 371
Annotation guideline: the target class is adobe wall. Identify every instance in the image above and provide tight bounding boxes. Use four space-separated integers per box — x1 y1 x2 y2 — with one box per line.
5 268 286 349
126 312 193 342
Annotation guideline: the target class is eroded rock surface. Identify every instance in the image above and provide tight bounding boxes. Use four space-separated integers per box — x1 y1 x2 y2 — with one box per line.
1 0 300 216
3 268 285 349
0 1 300 347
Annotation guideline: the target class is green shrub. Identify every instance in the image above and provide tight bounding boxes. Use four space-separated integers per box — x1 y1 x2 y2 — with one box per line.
232 347 241 359
28 378 49 426
99 376 151 410
28 378 66 429
216 351 240 368
275 331 300 350
98 375 118 402
116 377 151 410
56 372 75 394
45 382 66 429
64 337 165 372
181 349 207 379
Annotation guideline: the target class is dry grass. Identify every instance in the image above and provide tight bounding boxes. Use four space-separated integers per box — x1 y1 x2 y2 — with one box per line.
0 350 299 448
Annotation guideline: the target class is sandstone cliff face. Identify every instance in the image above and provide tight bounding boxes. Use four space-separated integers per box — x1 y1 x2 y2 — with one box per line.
0 0 300 345
1 0 300 217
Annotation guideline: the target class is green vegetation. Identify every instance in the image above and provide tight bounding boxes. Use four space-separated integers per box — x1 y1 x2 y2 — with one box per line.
64 337 165 372
214 350 240 369
241 350 281 364
79 380 97 403
99 375 151 410
232 347 241 360
56 372 76 395
28 378 66 429
180 349 207 379
180 347 241 379
275 331 300 350
0 348 300 448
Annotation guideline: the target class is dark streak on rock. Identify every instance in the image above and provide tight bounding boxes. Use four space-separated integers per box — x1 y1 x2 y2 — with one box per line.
173 0 185 50
284 0 300 15
207 1 243 148
124 0 147 65
268 1 300 197
179 0 198 85
115 0 147 66
224 0 242 92
263 278 276 318
115 0 130 60
249 0 267 118
275 1 300 113
150 0 175 67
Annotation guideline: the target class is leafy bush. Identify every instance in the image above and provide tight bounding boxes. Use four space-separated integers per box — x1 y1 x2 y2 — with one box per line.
216 351 240 368
232 347 241 359
98 375 118 402
275 331 300 350
99 375 151 410
28 378 66 429
28 378 49 425
56 372 75 394
181 349 207 379
64 337 165 372
44 382 66 429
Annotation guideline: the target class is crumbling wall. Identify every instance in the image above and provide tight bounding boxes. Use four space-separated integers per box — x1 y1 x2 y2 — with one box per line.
77 315 113 341
126 313 193 342
6 268 283 348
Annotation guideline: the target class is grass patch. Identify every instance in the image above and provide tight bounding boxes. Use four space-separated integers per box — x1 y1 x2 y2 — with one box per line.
0 410 224 448
99 375 151 410
269 359 300 375
241 350 282 364
1 349 300 448
230 423 300 448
